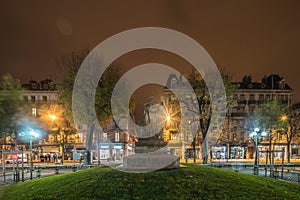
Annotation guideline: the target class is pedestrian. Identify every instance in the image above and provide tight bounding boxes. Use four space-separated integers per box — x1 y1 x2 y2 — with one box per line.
54 154 58 163
80 155 83 164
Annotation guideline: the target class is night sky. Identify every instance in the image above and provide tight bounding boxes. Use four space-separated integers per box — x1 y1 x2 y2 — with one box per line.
1 1 300 115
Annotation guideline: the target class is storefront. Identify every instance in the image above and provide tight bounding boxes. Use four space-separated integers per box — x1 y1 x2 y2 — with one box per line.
291 144 299 158
256 145 288 160
230 146 245 159
186 148 200 159
98 143 125 161
211 146 226 159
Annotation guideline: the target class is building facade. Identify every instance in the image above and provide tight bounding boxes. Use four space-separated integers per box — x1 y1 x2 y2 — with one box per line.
1 79 137 163
161 74 296 161
290 103 300 158
161 74 202 161
221 74 293 160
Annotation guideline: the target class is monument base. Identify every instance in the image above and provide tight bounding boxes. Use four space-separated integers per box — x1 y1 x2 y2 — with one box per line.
122 153 180 172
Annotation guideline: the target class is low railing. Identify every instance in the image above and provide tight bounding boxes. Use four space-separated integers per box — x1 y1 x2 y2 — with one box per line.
0 164 95 186
209 163 300 184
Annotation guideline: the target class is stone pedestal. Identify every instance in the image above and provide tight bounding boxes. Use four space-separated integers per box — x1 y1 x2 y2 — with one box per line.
122 153 180 172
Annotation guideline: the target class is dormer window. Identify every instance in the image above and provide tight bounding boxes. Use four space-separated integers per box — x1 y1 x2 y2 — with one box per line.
115 132 120 142
279 79 286 89
171 78 177 89
103 133 107 141
42 83 48 90
31 83 37 90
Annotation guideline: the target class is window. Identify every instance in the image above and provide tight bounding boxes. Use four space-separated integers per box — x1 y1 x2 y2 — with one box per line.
171 78 177 89
237 107 244 113
232 107 237 113
233 94 238 100
259 94 264 101
42 83 48 90
249 107 255 114
266 95 271 101
170 133 176 140
32 108 37 117
249 94 255 101
23 96 28 101
239 94 245 100
31 95 36 102
115 132 119 142
103 133 107 141
42 96 47 101
31 83 38 90
233 120 239 127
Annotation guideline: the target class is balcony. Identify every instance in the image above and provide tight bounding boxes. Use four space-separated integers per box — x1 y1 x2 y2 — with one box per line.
231 113 247 117
237 100 247 104
247 100 257 104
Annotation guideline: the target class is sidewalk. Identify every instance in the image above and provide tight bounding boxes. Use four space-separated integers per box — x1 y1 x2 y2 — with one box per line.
181 158 300 164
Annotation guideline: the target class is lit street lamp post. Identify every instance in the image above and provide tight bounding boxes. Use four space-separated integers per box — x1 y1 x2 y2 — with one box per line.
28 128 39 179
249 128 267 175
49 114 65 165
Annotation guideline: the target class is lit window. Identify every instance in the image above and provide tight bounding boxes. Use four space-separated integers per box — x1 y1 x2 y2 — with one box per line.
115 132 119 142
103 133 107 141
32 108 37 117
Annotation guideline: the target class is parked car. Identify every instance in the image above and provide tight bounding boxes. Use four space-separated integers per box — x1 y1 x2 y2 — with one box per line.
6 154 28 164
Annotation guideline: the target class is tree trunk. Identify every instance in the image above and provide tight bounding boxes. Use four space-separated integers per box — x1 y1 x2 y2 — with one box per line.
227 142 230 162
84 123 95 165
202 137 208 164
193 137 196 164
200 114 210 164
287 141 291 164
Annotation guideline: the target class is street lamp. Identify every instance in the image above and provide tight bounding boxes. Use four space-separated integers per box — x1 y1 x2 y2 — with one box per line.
26 128 39 180
249 128 267 175
49 114 65 165
28 128 39 150
281 115 287 121
166 115 171 121
49 114 57 121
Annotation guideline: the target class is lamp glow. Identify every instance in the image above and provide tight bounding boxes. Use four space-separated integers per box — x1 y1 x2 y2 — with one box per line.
261 131 268 137
166 115 171 121
250 132 257 138
29 129 39 138
50 114 57 121
281 115 287 121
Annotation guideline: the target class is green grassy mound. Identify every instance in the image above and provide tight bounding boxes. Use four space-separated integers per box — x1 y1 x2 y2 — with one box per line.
0 164 299 199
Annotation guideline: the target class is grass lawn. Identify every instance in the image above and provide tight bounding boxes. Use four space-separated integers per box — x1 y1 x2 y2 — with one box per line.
0 164 300 199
